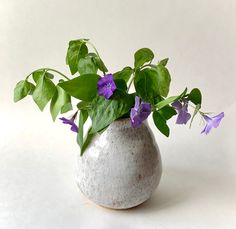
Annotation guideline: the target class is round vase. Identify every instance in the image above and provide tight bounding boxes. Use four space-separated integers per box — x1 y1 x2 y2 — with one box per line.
77 118 162 209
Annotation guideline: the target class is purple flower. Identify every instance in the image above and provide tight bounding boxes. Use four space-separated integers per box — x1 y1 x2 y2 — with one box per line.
97 74 116 99
59 113 78 133
172 99 191 124
201 112 224 135
130 96 151 128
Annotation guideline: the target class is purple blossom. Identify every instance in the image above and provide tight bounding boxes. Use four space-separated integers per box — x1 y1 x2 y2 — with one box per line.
59 113 78 133
97 74 116 99
172 100 191 124
201 112 224 135
130 96 151 128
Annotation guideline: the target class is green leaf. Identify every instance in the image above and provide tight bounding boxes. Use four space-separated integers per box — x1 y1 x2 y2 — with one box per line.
134 68 159 104
58 74 100 101
97 125 109 135
158 58 169 66
77 110 88 151
153 111 170 137
156 88 188 110
189 104 201 128
77 101 91 110
93 56 108 73
32 73 56 111
134 48 154 68
78 53 98 75
66 39 89 75
32 70 53 83
188 88 202 105
61 101 73 114
113 67 133 83
14 80 35 102
80 127 96 156
154 65 171 97
88 92 134 132
114 79 127 92
50 85 72 121
158 105 177 120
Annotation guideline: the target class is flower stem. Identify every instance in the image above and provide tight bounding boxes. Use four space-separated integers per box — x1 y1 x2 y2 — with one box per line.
26 68 70 81
189 103 204 115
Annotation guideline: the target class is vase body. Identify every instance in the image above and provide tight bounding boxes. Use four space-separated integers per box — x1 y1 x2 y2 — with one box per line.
77 118 162 209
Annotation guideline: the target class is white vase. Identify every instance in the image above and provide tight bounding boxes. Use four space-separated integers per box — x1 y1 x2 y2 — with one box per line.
77 118 162 209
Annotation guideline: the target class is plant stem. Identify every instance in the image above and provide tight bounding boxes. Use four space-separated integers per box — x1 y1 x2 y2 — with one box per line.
87 41 106 75
127 62 155 92
189 103 204 115
127 73 135 92
140 63 156 70
25 68 70 81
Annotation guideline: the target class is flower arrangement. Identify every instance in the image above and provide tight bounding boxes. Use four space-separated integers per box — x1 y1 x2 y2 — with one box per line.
14 39 224 155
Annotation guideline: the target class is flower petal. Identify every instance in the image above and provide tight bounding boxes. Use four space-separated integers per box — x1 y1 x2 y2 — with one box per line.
212 112 224 128
97 74 116 99
130 96 151 128
201 112 224 134
59 117 78 133
172 101 182 111
201 123 212 135
176 110 191 124
134 96 140 110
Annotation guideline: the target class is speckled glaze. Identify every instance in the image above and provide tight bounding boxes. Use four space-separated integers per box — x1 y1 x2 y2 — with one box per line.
77 118 162 209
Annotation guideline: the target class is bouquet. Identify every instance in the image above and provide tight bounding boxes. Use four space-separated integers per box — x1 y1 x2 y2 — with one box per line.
14 39 224 155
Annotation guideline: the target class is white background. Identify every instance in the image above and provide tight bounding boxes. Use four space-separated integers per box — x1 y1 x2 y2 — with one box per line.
0 0 236 228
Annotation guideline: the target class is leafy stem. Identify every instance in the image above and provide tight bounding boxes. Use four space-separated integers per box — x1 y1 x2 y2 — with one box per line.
127 71 135 92
140 63 156 70
87 41 106 75
25 68 70 81
127 63 155 92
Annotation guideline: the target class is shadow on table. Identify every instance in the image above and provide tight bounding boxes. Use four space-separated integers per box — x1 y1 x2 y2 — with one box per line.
126 166 205 213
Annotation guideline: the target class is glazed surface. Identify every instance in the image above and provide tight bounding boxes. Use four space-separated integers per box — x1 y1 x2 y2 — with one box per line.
77 119 162 209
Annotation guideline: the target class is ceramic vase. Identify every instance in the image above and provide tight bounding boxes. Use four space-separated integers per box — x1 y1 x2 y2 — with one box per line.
77 118 162 209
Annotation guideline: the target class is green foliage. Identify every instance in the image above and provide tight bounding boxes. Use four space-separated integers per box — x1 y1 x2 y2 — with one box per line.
58 74 100 101
66 39 89 75
32 70 53 83
114 79 127 92
77 110 88 154
50 85 72 121
32 72 56 111
113 67 133 83
158 105 177 120
154 64 171 97
61 100 73 114
134 48 154 68
188 88 202 105
88 92 134 132
153 111 170 137
158 58 169 66
156 88 188 110
13 38 210 156
78 53 98 75
134 68 160 104
14 80 35 102
93 55 108 73
80 127 96 156
134 65 171 104
77 101 91 110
